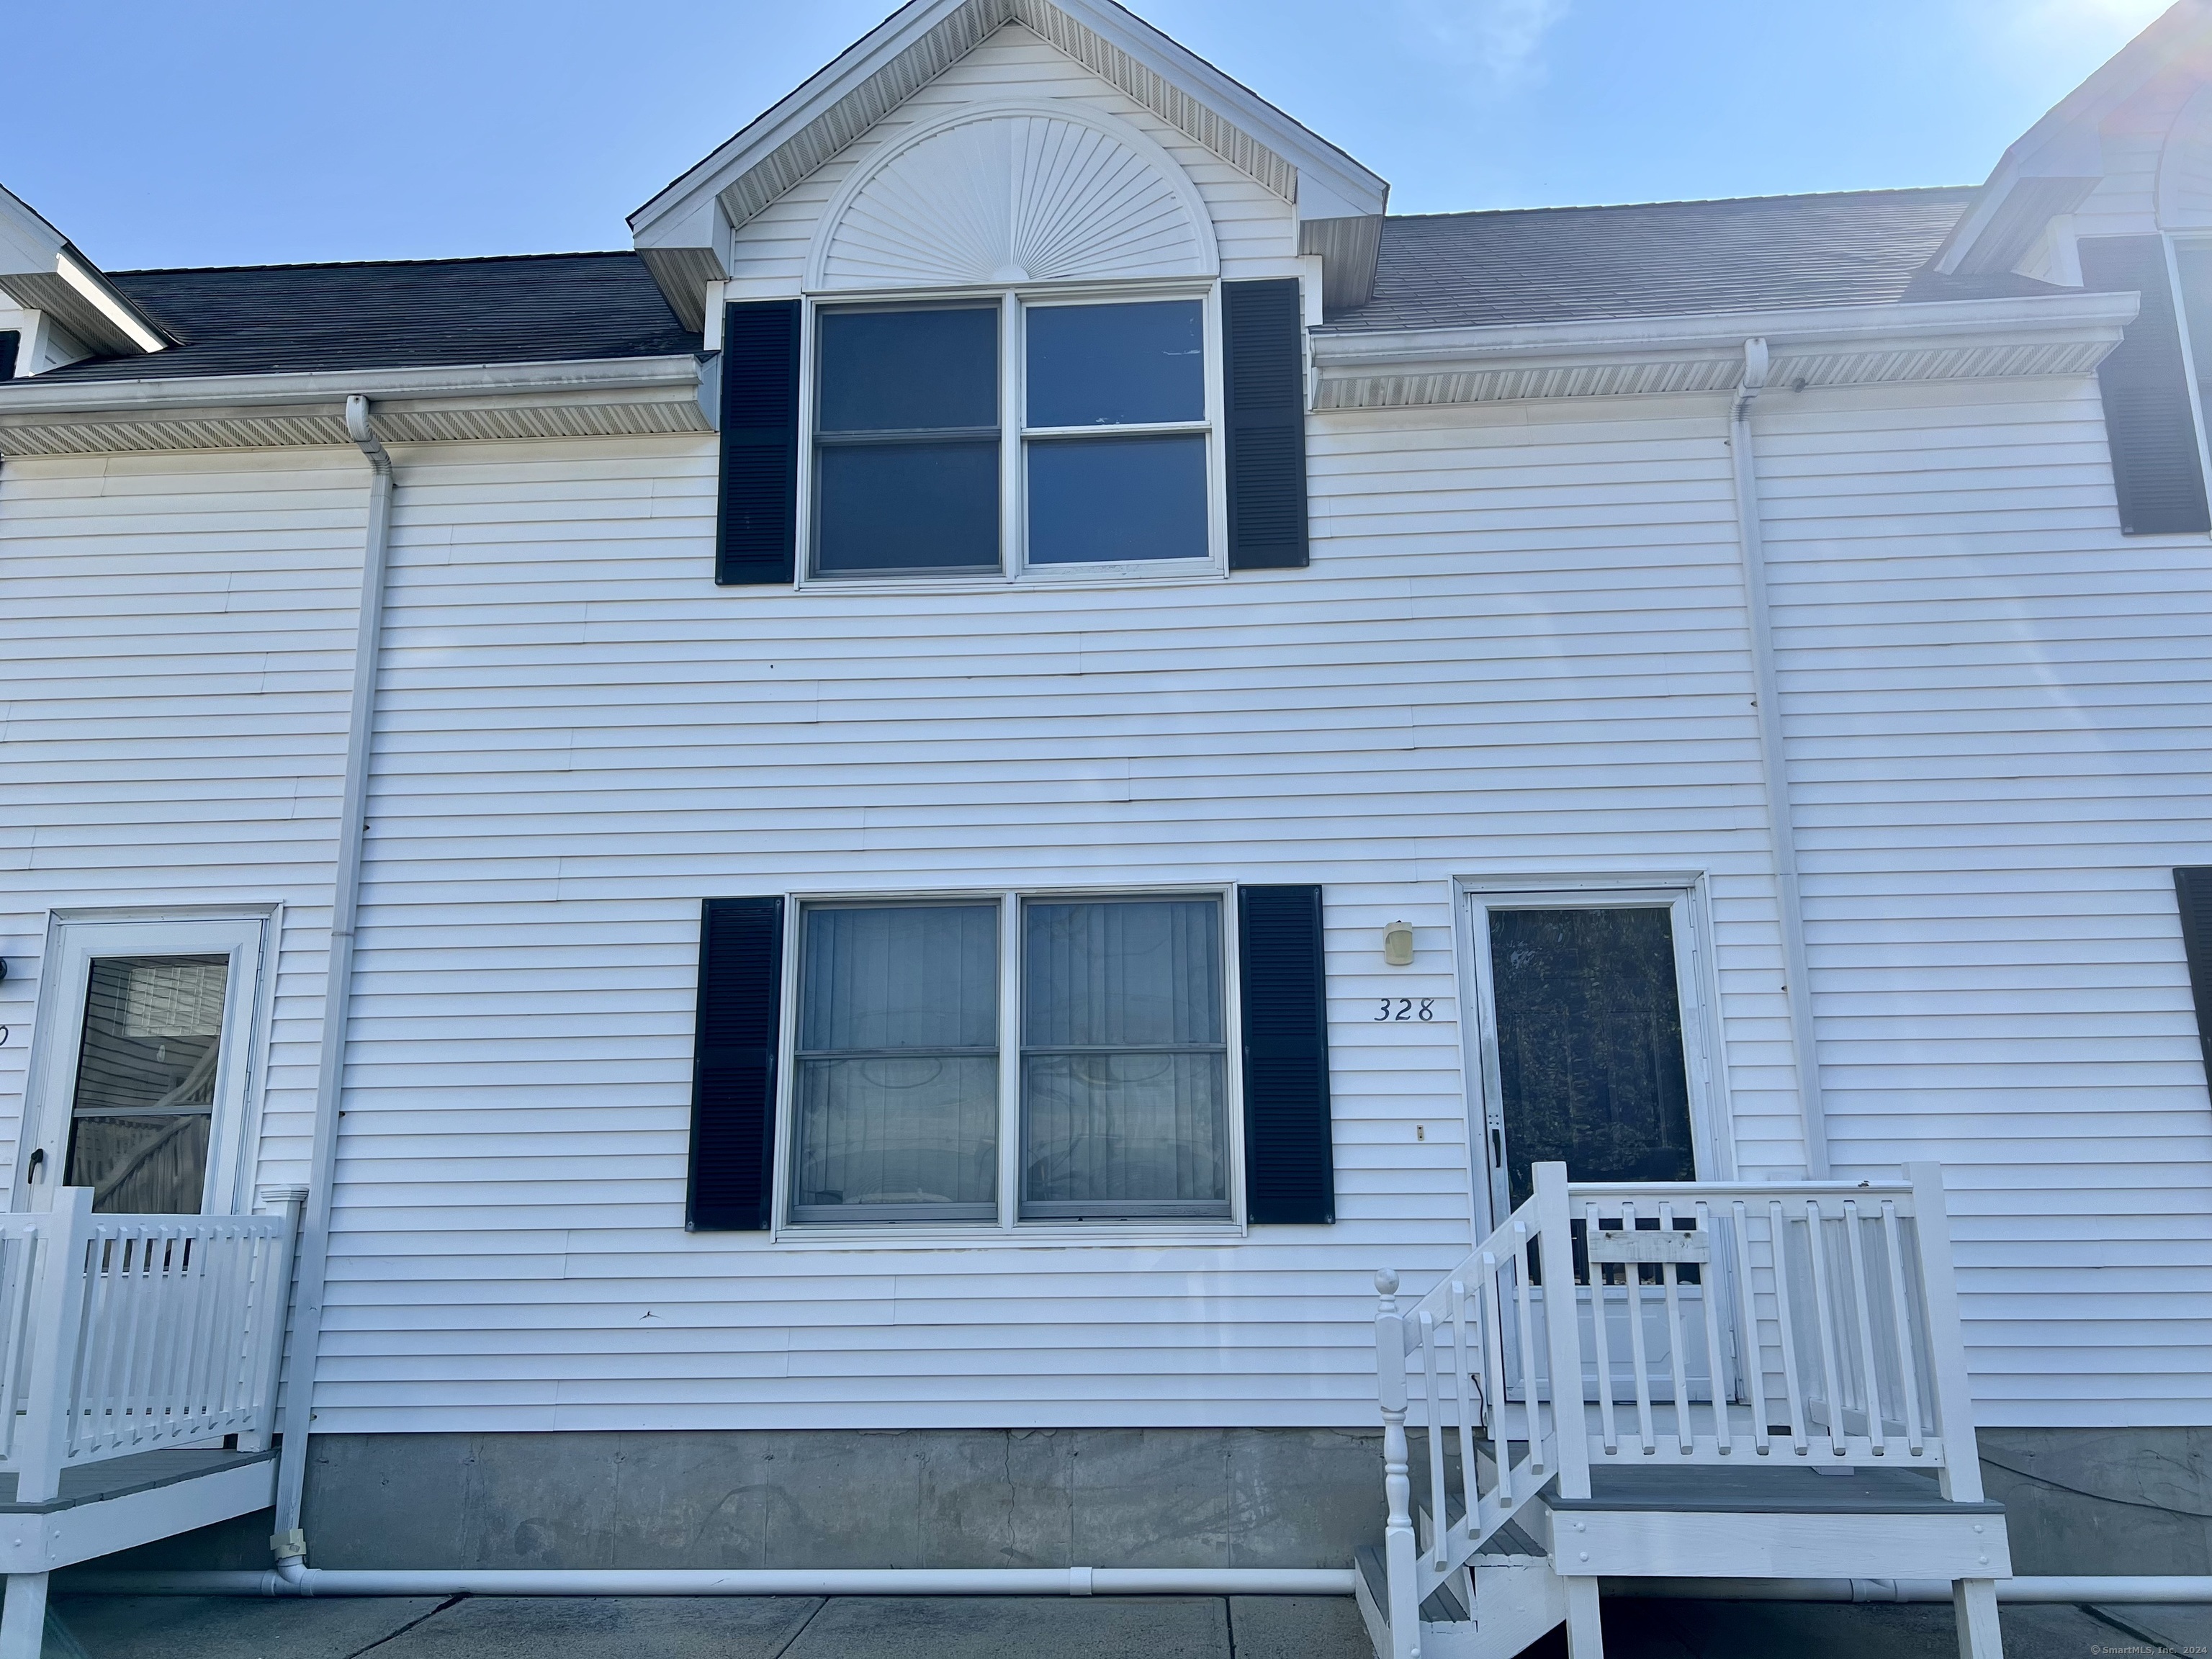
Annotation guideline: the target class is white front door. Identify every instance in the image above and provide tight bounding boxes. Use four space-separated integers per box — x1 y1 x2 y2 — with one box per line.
17 916 269 1215
1463 883 1728 1403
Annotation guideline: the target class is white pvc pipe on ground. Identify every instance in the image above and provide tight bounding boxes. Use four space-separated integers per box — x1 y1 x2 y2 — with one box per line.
57 1568 2212 1603
61 1565 1357 1599
1611 1577 2212 1604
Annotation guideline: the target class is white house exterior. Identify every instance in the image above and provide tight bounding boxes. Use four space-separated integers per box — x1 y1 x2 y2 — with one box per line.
4 1 2212 1653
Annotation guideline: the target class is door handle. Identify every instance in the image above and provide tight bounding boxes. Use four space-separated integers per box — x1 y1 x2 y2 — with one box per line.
25 1148 44 1184
1489 1128 1503 1167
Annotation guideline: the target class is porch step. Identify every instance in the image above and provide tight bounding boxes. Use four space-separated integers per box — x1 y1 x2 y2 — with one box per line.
1354 1545 1567 1659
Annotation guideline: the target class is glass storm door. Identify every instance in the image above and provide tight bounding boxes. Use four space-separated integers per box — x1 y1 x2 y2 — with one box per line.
1468 890 1719 1404
21 918 266 1215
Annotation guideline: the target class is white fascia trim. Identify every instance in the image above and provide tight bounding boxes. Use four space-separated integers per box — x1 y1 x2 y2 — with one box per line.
0 354 703 418
1035 0 1386 219
629 0 1384 243
55 250 166 353
1310 290 2141 373
1933 0 2212 274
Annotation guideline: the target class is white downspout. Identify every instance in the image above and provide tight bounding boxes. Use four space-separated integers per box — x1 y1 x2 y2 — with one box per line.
1731 339 1830 1178
269 395 395 1560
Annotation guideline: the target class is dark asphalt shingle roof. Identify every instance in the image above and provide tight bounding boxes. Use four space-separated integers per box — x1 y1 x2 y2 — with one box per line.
38 251 698 382
1319 186 2047 333
20 186 2057 381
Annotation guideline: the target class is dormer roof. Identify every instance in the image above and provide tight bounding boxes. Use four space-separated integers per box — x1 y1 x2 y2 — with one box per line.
0 184 170 359
626 0 1388 324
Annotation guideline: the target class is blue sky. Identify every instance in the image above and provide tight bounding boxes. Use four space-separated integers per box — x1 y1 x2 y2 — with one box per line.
1 0 2175 271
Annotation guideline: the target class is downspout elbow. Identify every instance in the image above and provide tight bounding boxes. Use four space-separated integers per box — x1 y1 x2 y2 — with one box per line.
1732 336 1769 424
346 394 391 474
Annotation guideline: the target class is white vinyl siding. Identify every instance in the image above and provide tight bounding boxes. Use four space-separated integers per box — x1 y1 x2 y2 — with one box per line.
4 375 2208 1435
0 449 364 1196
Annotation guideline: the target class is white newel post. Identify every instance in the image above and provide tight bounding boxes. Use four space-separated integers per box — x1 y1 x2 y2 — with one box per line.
235 1187 307 1456
1907 1163 2003 1659
14 1187 93 1507
1533 1163 1604 1658
1375 1270 1421 1659
2 1187 91 1659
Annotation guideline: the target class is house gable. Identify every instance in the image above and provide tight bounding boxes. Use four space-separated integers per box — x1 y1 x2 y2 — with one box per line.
629 0 1385 325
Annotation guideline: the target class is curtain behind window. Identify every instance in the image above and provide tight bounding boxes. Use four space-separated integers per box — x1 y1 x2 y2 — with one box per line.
793 904 998 1216
1022 899 1228 1215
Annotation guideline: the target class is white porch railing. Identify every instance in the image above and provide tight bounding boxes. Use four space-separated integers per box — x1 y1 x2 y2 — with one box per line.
0 1187 298 1503
1372 1162 1987 1651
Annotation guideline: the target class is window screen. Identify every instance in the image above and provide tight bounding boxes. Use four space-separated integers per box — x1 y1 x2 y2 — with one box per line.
814 307 1000 575
1025 301 1208 566
1021 897 1229 1218
791 904 1000 1220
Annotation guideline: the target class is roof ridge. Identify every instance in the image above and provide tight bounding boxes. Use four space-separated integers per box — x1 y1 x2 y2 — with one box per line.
112 249 638 278
1385 185 1979 224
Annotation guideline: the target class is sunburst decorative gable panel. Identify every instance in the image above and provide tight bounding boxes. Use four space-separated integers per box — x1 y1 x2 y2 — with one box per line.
815 109 1216 290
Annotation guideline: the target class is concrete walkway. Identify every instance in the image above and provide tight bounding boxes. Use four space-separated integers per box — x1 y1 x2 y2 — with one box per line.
40 1591 2212 1658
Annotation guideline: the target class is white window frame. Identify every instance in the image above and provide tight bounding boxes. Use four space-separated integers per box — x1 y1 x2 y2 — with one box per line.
795 279 1228 591
770 884 1246 1242
14 909 276 1215
1453 874 1732 1240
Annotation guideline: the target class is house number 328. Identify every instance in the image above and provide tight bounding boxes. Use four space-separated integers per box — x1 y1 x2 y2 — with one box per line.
1375 999 1435 1022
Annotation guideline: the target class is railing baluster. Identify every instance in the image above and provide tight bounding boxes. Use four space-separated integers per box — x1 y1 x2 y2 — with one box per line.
192 1226 240 1429
1620 1201 1656 1455
1802 1200 1849 1457
1768 1200 1811 1455
1732 1202 1771 1456
1511 1220 1544 1475
1583 1201 1619 1456
1881 1200 1927 1457
1659 1202 1693 1455
1420 1310 1447 1568
1480 1254 1511 1506
1696 1202 1732 1455
1448 1280 1477 1532
1843 1200 1887 1455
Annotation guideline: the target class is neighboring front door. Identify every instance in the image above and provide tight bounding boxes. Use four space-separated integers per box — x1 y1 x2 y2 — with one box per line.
19 917 268 1215
1466 886 1722 1403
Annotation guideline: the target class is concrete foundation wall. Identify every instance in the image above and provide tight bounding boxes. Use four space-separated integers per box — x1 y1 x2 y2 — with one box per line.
99 1425 2212 1577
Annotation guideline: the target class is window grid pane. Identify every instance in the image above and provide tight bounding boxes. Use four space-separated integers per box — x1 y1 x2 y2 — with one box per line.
814 305 1002 577
1020 898 1230 1218
792 904 1000 1220
66 954 228 1215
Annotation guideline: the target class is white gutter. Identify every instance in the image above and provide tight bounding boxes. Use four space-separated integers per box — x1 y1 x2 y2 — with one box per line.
1730 338 1829 1179
0 353 704 417
66 1566 1357 1599
1308 290 2141 374
57 1569 2212 1604
269 393 394 1561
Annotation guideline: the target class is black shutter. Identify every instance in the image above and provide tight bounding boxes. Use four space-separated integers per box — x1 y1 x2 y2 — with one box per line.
2080 236 2211 536
2175 869 2212 1090
0 331 18 381
716 300 801 585
1223 279 1310 570
1238 884 1335 1223
688 896 784 1230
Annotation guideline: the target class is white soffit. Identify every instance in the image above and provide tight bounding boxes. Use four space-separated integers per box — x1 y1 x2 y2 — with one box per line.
631 0 1386 305
0 184 168 359
813 104 1215 289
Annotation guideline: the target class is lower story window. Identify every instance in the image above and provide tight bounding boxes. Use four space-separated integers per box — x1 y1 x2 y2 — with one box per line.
788 893 1231 1225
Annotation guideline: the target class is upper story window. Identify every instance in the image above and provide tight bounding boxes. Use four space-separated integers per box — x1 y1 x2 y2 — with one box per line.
810 291 1215 581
